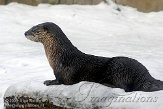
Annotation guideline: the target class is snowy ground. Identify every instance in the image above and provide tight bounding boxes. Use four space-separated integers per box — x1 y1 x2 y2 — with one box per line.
0 2 163 109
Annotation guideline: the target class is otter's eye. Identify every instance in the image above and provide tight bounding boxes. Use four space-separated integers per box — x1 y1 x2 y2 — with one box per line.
33 29 41 34
36 31 40 34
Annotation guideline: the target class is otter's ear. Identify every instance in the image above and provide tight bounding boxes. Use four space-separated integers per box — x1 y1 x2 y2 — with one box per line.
43 26 48 31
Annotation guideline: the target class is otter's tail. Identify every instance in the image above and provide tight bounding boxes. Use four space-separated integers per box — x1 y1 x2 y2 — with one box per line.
148 80 163 92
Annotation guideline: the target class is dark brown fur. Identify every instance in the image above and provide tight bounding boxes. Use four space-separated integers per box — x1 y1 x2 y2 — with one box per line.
25 22 163 92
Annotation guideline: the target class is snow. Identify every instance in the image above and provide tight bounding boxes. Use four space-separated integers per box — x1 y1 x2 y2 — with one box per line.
4 81 163 109
4 81 118 109
1 1 163 109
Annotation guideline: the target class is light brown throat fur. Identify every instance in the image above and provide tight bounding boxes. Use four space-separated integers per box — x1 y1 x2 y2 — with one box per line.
42 36 61 70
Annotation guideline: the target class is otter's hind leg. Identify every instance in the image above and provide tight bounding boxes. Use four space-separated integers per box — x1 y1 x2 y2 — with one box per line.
44 80 61 86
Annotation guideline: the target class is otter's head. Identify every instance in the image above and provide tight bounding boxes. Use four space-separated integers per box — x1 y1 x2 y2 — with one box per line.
25 22 63 43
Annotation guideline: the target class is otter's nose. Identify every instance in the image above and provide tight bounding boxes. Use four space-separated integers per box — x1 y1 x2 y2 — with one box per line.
24 32 28 36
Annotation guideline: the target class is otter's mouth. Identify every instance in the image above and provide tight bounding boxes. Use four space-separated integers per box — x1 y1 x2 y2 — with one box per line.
25 32 38 42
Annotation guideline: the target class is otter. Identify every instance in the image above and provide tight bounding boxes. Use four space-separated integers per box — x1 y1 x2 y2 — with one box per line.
25 22 163 92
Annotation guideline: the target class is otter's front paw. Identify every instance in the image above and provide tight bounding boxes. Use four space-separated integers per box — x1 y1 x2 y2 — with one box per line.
44 80 60 86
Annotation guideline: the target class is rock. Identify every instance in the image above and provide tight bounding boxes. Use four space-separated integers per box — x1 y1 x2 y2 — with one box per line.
3 81 118 109
113 0 163 12
0 0 5 5
93 0 103 5
0 0 103 5
6 0 37 5
4 81 163 109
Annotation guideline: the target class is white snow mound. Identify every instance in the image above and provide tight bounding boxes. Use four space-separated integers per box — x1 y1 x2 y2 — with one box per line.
4 81 163 109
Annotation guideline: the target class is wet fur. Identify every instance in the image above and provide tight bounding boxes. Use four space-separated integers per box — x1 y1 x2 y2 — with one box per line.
25 22 163 92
